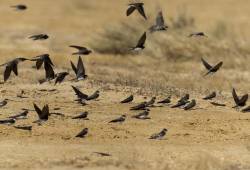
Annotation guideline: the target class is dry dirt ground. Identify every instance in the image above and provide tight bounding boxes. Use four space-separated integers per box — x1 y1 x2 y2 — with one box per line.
1 0 250 170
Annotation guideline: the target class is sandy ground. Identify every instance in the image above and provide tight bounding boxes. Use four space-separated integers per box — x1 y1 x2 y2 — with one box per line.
1 0 250 170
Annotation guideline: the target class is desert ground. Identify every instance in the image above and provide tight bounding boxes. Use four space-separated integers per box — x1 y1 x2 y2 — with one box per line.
1 0 250 170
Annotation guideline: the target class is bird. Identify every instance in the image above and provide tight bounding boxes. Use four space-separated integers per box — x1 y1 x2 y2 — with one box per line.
149 128 168 140
241 106 250 113
72 112 89 120
232 88 248 108
8 110 28 120
132 109 150 120
93 152 111 157
0 99 8 107
157 96 171 104
109 115 126 123
129 32 146 51
0 57 29 82
130 102 147 110
201 58 223 76
17 90 28 98
184 99 196 110
178 94 190 103
203 92 216 100
70 56 88 81
120 95 134 103
11 4 27 11
14 125 32 131
30 54 54 70
43 61 55 81
54 72 69 85
87 90 100 100
126 3 147 20
33 103 50 122
189 32 207 37
0 119 15 125
146 97 156 107
69 46 92 55
171 94 190 108
149 11 168 33
210 102 226 107
75 128 88 138
29 34 49 40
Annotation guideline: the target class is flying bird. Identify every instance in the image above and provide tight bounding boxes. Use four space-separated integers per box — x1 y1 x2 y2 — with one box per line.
109 115 126 123
129 32 146 51
54 72 69 85
72 112 89 120
127 3 147 20
72 86 99 101
75 128 88 138
203 92 216 100
149 11 168 33
149 128 168 140
0 58 28 82
201 58 223 76
189 32 207 37
71 56 88 80
232 88 248 108
184 99 196 110
9 110 28 120
130 102 147 110
69 46 92 55
29 34 49 40
11 4 27 11
33 103 50 122
120 95 134 103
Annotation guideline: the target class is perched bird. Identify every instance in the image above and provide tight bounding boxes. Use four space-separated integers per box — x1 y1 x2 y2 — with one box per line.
157 96 171 104
132 109 150 120
178 94 189 103
130 102 147 110
69 46 92 55
189 32 207 37
129 32 146 51
0 58 28 82
0 119 15 125
201 58 223 76
171 94 190 108
29 34 49 40
71 56 88 80
109 115 126 123
232 88 248 108
87 90 100 100
0 99 8 107
14 125 32 131
149 11 168 33
146 97 156 107
120 95 134 103
203 92 216 100
33 103 50 122
184 99 196 110
149 128 168 140
75 128 88 138
210 102 226 107
72 112 89 120
11 4 27 11
54 72 69 85
8 110 28 120
127 3 147 20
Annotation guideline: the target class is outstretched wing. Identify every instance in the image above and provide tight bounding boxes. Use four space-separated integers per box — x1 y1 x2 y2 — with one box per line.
126 6 136 16
71 86 88 99
77 56 86 77
213 61 223 71
239 94 248 105
137 5 147 20
201 58 212 70
232 88 240 105
136 32 146 47
33 103 43 119
44 62 55 80
4 66 12 82
69 45 86 51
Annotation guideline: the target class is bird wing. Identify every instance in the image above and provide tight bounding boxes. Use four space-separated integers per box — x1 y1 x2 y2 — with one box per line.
70 61 77 75
232 88 240 105
239 94 248 105
69 45 86 51
36 60 44 69
126 6 136 16
201 58 212 70
44 62 55 80
77 56 86 77
12 63 18 76
45 56 54 66
137 5 147 20
33 103 43 119
212 61 223 71
156 11 164 26
71 86 88 99
4 66 12 82
41 104 49 120
136 32 146 47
